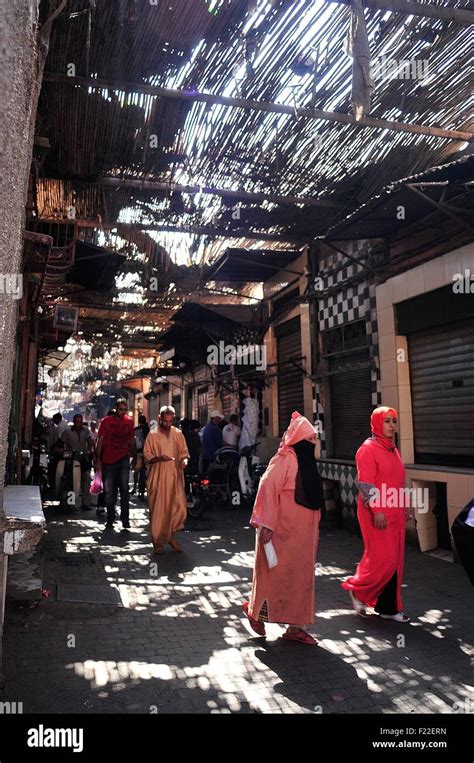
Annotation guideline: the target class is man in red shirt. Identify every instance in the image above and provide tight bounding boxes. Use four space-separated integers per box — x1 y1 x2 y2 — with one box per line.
96 400 137 529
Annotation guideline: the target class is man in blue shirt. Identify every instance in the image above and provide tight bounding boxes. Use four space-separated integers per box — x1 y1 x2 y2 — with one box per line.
202 410 224 472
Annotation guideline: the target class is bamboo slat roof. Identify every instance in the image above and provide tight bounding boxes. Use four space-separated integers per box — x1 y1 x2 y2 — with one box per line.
39 0 473 250
35 0 473 346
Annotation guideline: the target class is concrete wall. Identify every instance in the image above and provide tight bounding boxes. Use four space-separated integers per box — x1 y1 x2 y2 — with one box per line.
376 243 474 555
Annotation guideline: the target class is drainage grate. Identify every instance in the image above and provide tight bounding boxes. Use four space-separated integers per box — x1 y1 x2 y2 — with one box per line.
56 584 123 606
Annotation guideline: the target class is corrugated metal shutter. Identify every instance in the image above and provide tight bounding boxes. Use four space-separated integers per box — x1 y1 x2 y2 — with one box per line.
408 319 474 468
329 351 372 460
276 317 304 435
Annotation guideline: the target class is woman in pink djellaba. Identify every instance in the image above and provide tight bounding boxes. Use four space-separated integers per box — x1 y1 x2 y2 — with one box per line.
243 411 324 645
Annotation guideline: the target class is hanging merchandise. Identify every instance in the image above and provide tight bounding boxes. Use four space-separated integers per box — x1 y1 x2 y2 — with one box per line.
213 380 224 416
240 388 259 448
344 0 373 121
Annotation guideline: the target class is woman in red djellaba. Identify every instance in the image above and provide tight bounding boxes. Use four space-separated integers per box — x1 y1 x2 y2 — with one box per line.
341 406 411 623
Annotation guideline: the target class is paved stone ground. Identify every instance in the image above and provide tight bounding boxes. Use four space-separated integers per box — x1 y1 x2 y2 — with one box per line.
2 497 473 715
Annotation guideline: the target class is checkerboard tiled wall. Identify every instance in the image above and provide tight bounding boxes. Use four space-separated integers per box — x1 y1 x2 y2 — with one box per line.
319 461 358 511
313 246 382 460
311 245 382 515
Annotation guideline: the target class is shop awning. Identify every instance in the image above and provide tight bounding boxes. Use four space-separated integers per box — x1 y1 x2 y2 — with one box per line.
323 155 474 242
170 301 256 326
205 248 302 283
67 241 127 293
41 349 70 368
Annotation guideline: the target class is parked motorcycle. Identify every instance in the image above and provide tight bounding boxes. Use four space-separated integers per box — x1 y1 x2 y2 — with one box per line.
185 473 211 519
25 438 49 499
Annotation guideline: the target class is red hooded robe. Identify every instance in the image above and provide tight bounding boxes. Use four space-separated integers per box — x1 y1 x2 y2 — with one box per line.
341 406 407 610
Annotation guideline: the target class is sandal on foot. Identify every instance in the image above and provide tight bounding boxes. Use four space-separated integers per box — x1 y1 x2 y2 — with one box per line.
154 545 164 555
169 537 182 552
242 602 266 636
283 629 318 645
379 612 410 623
349 590 368 617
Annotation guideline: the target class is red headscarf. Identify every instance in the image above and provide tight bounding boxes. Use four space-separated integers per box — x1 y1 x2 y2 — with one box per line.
371 405 398 450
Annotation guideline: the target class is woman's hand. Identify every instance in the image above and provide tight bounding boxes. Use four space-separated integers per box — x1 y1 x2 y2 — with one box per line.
373 512 387 529
259 527 274 544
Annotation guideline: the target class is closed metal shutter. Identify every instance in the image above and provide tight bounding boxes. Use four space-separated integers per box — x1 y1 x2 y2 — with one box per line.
408 319 474 468
329 351 372 460
276 317 305 434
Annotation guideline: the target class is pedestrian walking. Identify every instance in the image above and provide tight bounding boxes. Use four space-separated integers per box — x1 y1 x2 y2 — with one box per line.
201 410 223 472
131 414 149 500
143 405 189 554
341 406 411 622
243 411 324 645
96 400 136 530
47 412 68 489
56 413 92 510
95 410 115 516
89 421 98 457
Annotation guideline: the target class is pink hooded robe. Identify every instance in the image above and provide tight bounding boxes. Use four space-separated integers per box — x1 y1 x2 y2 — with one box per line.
341 406 407 610
248 412 321 625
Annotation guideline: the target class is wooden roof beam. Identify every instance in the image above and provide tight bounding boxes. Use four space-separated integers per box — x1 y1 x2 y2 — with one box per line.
99 176 340 209
35 217 306 244
42 73 474 142
325 0 474 25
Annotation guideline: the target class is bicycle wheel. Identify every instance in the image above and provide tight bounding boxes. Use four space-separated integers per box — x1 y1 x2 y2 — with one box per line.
187 494 204 519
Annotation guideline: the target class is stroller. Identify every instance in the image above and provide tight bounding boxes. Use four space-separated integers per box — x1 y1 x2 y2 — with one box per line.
207 446 241 507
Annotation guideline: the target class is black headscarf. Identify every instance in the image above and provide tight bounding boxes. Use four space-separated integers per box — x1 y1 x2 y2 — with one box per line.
292 439 324 510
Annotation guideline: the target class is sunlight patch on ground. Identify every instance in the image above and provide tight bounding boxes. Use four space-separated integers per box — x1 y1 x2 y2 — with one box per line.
70 660 175 689
223 551 254 569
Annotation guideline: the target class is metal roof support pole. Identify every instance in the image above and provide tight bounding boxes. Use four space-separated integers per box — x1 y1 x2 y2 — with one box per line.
406 184 474 231
325 0 474 25
35 217 304 244
323 240 376 275
99 176 340 209
42 73 474 143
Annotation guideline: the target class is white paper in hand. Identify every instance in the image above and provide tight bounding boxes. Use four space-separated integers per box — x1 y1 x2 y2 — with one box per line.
263 539 278 569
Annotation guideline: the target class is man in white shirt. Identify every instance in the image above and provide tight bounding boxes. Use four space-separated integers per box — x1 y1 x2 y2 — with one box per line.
48 412 68 450
56 414 92 510
222 414 241 448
